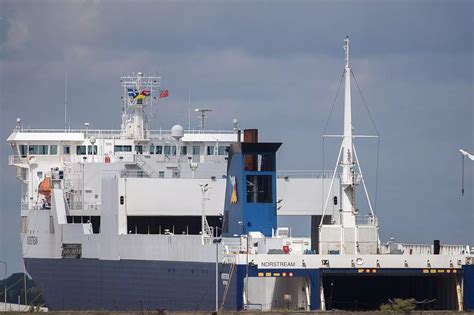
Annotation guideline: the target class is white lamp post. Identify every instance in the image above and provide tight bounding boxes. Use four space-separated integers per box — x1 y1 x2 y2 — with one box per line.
213 238 222 312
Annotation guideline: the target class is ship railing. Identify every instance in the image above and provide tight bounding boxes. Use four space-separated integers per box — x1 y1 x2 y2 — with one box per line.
439 244 471 255
112 169 226 179
222 238 243 255
8 155 26 166
66 201 100 211
151 129 237 135
276 170 334 179
66 201 83 210
109 169 336 180
355 215 378 226
11 128 236 138
12 128 123 137
380 243 470 255
23 202 49 211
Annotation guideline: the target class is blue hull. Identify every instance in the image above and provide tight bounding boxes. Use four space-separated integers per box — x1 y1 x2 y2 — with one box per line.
25 258 237 311
464 265 474 311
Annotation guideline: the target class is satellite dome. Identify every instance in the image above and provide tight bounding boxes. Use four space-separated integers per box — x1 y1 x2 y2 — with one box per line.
171 124 184 140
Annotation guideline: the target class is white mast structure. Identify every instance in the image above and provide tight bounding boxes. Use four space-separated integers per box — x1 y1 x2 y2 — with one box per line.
319 36 379 255
120 72 160 140
340 35 358 227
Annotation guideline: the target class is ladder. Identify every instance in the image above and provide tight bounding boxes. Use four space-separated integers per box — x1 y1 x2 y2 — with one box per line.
220 256 237 311
135 155 158 177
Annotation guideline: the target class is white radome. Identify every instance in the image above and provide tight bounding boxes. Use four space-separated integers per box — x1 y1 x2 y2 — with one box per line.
171 124 184 140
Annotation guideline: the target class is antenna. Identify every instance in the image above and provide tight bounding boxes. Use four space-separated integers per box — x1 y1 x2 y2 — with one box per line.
64 72 68 131
188 88 191 130
343 35 350 67
194 108 213 132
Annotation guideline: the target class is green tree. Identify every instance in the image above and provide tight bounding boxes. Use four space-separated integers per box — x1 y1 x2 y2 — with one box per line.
380 298 417 313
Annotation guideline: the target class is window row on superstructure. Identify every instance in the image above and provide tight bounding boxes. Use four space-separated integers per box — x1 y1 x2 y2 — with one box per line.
18 143 230 157
20 144 58 156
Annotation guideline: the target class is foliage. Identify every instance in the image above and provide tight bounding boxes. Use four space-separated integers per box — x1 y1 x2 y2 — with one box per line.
380 298 416 313
0 273 44 306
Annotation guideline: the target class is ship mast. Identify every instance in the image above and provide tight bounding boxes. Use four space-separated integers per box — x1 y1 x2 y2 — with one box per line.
319 36 379 255
340 35 357 227
120 72 161 140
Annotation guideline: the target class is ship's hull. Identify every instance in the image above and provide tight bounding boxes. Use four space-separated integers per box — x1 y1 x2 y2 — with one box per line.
25 258 237 311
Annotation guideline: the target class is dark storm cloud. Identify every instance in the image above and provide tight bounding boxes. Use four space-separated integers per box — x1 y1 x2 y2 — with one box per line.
1 0 472 273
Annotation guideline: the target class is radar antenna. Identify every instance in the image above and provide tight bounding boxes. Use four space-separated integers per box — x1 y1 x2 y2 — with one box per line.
194 108 213 132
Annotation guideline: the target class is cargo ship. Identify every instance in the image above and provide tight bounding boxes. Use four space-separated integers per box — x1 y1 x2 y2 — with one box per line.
7 36 473 311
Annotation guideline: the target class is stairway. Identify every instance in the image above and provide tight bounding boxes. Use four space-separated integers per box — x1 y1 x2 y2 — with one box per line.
134 155 158 177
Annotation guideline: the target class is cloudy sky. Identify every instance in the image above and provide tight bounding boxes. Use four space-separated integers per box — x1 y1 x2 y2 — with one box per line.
1 0 472 274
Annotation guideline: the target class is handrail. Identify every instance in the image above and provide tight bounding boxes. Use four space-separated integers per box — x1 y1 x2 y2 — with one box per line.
276 170 333 179
11 128 236 135
107 169 335 179
8 155 22 165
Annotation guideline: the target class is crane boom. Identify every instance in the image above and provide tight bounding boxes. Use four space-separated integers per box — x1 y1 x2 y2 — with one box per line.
460 149 474 161
460 148 473 196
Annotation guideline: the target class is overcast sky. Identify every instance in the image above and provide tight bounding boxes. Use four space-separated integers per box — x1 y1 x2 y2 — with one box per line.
1 0 473 274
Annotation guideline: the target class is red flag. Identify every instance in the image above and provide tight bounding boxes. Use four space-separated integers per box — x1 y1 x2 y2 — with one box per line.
159 90 169 98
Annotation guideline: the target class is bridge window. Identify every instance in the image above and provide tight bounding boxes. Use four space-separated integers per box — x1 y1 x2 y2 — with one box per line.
63 145 70 155
218 145 229 156
28 145 37 154
76 145 87 155
149 144 155 154
50 145 58 155
39 145 48 155
246 175 273 203
244 153 275 171
19 145 27 157
207 146 215 155
164 145 171 155
114 145 132 152
156 145 163 154
192 146 200 162
29 145 49 155
181 146 187 155
135 145 143 154
87 145 97 155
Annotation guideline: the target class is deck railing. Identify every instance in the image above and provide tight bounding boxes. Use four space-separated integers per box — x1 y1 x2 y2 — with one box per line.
10 128 236 139
380 243 470 255
8 155 25 165
113 169 334 180
276 170 333 179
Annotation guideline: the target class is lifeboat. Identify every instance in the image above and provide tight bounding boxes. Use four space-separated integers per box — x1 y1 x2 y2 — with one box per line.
38 176 52 204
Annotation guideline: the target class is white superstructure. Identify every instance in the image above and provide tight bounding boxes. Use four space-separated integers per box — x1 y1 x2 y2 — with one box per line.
7 72 338 262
